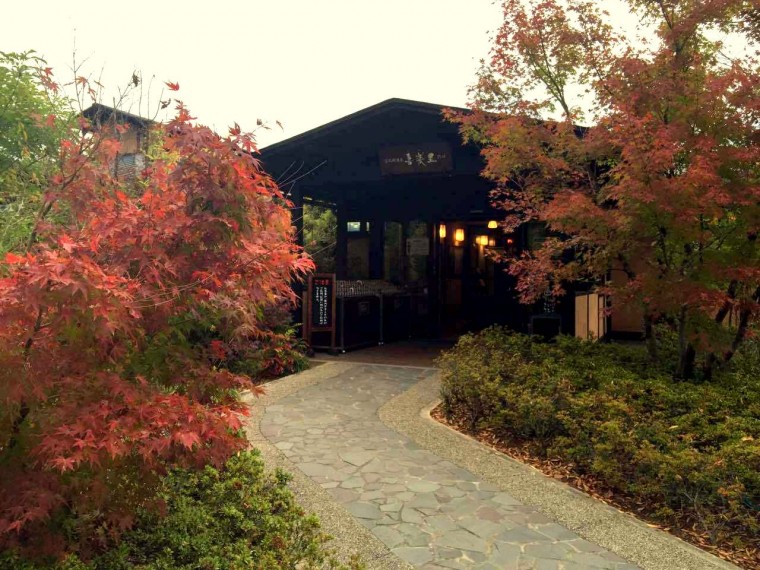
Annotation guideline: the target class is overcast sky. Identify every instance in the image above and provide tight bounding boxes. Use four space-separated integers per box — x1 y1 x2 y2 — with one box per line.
4 1 504 147
5 1 656 148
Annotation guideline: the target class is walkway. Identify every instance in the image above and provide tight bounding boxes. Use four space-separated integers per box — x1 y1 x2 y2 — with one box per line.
261 364 636 569
252 363 731 570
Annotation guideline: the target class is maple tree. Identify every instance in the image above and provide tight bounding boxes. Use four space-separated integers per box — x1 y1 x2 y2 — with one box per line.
0 70 312 556
450 0 760 379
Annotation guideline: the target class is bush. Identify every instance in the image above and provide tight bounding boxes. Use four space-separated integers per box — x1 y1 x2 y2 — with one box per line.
438 327 760 551
1 450 357 570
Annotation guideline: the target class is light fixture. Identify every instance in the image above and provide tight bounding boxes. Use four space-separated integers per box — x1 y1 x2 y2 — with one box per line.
438 224 446 239
476 235 488 246
506 237 514 245
488 237 496 247
455 228 465 242
488 220 498 229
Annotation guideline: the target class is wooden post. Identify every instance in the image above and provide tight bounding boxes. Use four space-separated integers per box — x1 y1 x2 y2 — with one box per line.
369 218 384 279
336 202 348 279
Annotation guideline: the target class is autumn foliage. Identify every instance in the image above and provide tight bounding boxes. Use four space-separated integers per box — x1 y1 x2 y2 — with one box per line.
451 0 760 378
0 79 312 554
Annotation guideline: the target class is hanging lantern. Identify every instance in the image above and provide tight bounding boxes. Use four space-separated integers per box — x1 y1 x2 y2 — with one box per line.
438 224 447 239
477 235 489 246
455 228 465 242
487 220 498 229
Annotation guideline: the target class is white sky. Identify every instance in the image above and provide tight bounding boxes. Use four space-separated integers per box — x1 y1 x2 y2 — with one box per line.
3 1 508 148
3 1 689 148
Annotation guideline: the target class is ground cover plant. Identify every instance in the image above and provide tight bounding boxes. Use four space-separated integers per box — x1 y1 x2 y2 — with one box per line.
0 450 356 570
438 327 760 567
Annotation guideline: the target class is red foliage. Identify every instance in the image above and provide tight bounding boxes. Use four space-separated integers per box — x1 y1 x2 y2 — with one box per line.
0 95 313 553
449 0 760 373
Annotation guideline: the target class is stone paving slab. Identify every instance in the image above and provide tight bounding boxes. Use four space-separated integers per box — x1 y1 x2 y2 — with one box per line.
243 362 412 570
261 364 641 570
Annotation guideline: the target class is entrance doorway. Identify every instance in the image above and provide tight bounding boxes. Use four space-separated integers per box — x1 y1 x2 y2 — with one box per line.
437 221 500 336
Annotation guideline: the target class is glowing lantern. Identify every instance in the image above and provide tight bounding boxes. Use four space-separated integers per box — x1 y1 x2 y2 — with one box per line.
455 228 465 242
487 220 498 229
438 224 447 239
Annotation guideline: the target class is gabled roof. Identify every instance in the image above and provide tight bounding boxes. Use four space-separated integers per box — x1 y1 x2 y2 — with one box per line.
261 98 468 155
82 103 153 129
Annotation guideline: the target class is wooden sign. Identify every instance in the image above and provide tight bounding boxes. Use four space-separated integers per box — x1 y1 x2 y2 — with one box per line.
379 143 453 175
304 273 337 352
310 274 335 330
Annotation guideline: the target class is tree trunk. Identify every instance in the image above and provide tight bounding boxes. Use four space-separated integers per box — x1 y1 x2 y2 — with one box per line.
644 310 657 362
703 280 738 381
723 286 760 366
676 343 696 380
675 306 696 380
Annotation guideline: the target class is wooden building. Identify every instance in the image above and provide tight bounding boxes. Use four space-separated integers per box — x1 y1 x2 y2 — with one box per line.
260 98 613 344
82 103 152 183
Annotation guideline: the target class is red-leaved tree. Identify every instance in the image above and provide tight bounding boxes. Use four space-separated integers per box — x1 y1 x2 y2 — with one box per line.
450 0 760 379
0 79 312 555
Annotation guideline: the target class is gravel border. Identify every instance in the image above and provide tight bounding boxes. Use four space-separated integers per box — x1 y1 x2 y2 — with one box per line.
377 371 740 570
242 361 412 570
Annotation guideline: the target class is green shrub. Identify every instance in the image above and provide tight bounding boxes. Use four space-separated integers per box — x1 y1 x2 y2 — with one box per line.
1 450 358 570
438 327 760 549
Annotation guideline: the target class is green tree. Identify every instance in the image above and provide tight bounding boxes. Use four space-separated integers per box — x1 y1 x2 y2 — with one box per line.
303 203 336 273
0 51 74 255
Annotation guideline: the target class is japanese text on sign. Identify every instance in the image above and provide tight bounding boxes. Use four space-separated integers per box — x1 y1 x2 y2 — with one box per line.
311 276 334 329
378 143 453 175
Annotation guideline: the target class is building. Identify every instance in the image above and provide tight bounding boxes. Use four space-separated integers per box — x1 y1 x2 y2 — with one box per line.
82 103 152 183
261 98 632 346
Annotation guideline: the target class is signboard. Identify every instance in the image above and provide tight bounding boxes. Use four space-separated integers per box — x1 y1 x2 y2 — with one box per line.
406 237 430 256
310 274 335 330
304 273 337 353
379 143 453 175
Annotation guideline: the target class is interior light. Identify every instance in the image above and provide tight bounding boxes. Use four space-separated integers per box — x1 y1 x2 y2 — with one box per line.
438 224 447 239
488 220 498 229
488 237 496 247
455 228 465 242
477 235 489 246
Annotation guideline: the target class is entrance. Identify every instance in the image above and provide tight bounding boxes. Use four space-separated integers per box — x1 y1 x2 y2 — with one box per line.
436 221 502 336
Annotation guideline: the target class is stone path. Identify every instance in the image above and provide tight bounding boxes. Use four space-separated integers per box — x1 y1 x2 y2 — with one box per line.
261 364 639 570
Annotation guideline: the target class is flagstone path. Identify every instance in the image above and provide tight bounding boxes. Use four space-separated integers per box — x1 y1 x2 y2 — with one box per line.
261 364 639 570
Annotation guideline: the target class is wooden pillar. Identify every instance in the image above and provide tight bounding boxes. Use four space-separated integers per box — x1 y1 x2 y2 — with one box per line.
369 219 384 279
291 187 304 248
291 187 305 336
336 201 348 279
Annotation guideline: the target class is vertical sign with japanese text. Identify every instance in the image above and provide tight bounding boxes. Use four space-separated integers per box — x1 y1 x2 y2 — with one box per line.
304 273 336 350
310 274 335 330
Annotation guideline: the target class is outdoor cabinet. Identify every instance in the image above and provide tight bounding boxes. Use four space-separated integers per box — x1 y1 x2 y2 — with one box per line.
337 295 382 351
382 294 412 343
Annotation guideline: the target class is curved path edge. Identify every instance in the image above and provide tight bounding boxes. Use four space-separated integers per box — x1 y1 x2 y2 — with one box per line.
377 372 739 570
243 361 413 570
